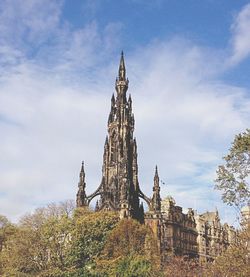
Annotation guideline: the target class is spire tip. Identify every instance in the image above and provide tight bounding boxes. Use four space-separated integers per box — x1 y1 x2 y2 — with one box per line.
81 161 85 172
118 51 126 81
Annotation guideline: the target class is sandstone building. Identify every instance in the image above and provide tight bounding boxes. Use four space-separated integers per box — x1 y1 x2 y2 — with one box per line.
76 53 236 261
195 210 236 262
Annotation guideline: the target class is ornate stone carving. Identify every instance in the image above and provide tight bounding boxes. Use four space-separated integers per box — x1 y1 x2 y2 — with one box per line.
75 53 237 262
76 52 144 221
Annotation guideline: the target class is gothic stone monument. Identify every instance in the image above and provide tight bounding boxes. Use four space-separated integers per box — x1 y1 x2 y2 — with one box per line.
76 53 236 261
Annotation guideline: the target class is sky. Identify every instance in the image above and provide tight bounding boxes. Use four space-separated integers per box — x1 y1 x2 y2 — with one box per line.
0 0 250 225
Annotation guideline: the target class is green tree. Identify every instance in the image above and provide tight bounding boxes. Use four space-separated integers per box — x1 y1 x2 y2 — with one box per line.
103 219 149 258
211 129 250 277
0 205 119 277
70 208 119 269
96 219 161 276
115 255 154 277
215 129 250 209
0 202 76 276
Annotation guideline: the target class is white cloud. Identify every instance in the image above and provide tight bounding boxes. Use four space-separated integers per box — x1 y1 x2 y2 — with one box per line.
229 3 250 65
127 41 249 225
0 1 249 226
0 0 62 52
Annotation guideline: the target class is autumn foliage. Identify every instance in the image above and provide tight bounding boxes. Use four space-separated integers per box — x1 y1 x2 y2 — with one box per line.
0 204 160 276
0 202 249 276
95 218 161 276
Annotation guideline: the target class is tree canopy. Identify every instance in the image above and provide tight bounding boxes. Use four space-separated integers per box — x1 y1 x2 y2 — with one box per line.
215 129 250 209
0 204 163 276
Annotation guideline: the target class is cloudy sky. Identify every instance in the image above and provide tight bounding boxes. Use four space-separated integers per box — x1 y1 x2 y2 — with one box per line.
0 0 250 224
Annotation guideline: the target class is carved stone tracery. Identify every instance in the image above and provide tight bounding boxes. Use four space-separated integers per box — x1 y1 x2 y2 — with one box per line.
75 53 237 262
76 52 148 221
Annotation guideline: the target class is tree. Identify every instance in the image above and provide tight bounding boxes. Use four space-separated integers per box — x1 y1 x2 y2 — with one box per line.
215 129 250 209
115 255 154 277
204 225 250 277
163 256 203 277
102 219 149 258
95 219 161 276
0 205 119 277
0 215 16 276
212 129 250 277
0 215 11 251
70 208 119 270
0 206 74 276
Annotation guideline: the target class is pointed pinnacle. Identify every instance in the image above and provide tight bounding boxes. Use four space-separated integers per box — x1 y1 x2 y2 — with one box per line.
155 165 158 176
111 94 115 108
118 51 126 80
79 161 85 181
81 161 84 172
154 165 160 189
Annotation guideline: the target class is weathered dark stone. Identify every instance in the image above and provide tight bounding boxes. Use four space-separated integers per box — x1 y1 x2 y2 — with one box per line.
76 52 143 221
75 53 237 262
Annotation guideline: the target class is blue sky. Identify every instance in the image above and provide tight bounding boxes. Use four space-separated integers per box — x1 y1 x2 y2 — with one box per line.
0 0 250 224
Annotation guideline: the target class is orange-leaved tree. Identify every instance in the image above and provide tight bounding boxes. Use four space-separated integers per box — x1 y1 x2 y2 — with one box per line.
96 218 161 276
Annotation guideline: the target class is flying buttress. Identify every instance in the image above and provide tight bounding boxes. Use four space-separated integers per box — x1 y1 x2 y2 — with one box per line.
86 183 103 205
138 188 152 209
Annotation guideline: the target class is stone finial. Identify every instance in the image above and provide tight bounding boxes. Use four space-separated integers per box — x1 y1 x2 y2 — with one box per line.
76 161 88 207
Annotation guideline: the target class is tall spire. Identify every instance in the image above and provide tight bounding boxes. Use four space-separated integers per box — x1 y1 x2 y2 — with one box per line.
115 51 129 99
154 166 159 183
118 51 126 81
151 165 161 213
99 52 140 220
76 53 143 221
80 161 85 181
76 161 88 207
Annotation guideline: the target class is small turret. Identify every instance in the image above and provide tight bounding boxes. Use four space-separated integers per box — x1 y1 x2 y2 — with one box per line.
151 165 161 213
133 138 137 154
76 161 88 207
154 166 160 188
105 136 108 147
108 94 116 124
95 200 100 211
128 94 132 107
111 93 115 104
